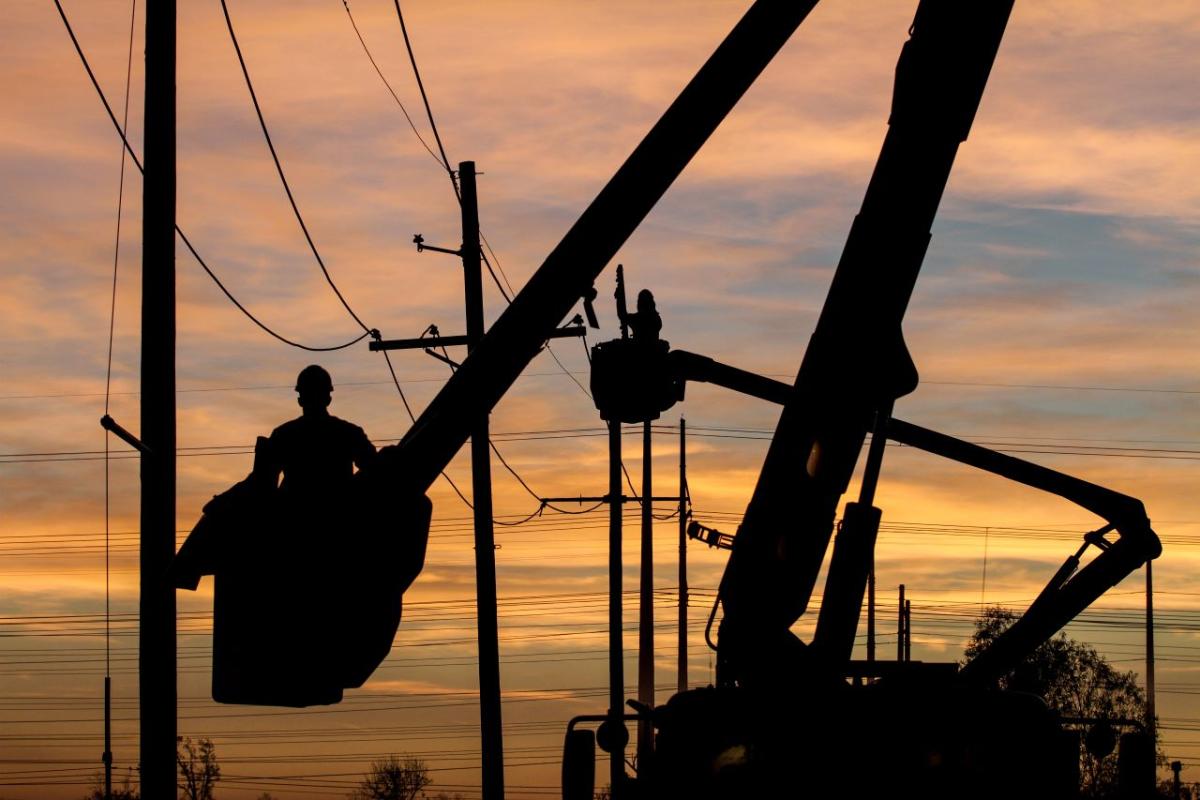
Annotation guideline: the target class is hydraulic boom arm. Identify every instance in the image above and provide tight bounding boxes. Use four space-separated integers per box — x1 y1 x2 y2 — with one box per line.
715 0 1016 686
663 355 1161 682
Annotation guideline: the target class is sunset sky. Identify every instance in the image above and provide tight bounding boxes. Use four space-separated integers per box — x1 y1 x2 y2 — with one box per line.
2 1 1198 797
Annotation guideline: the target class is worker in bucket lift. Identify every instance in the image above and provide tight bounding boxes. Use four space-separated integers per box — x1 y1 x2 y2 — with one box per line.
267 365 376 499
617 287 663 344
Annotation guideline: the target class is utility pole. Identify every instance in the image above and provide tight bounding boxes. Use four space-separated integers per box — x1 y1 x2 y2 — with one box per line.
896 584 905 662
378 163 591 799
677 419 687 696
904 599 912 663
141 0 177 795
460 162 505 800
867 562 876 670
608 422 626 797
1146 561 1157 740
637 422 654 769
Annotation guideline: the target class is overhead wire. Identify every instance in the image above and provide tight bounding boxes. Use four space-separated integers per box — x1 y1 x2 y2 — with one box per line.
102 0 139 681
218 0 377 339
392 0 458 198
97 2 138 794
8 426 1200 467
390 0 515 301
340 0 444 169
52 0 373 353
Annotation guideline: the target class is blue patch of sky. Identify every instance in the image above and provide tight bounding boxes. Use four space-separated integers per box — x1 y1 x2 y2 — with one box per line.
929 199 1197 292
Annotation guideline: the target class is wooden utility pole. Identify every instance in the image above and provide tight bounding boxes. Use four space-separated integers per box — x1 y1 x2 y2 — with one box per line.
608 423 626 797
637 422 654 767
896 584 905 662
904 599 912 663
141 0 177 795
677 420 687 695
866 562 876 669
460 162 505 800
1146 561 1156 739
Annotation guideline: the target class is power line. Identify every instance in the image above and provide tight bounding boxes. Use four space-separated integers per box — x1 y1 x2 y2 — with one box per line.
392 0 457 196
340 0 444 169
923 379 1200 396
97 5 138 797
7 426 1198 464
385 0 515 304
218 0 376 338
52 0 374 353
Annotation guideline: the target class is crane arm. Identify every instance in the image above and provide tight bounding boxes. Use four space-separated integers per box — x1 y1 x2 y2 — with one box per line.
659 352 1160 682
887 419 1161 685
668 350 791 405
716 0 1016 688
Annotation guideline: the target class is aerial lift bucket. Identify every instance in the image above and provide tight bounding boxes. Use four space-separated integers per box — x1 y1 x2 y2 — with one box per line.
171 439 432 707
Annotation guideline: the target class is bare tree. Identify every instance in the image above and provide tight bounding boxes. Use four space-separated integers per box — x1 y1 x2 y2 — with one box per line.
81 769 139 800
349 755 432 800
177 737 221 800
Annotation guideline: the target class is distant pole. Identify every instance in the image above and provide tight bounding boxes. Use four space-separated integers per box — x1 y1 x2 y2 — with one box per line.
896 584 905 662
140 0 177 795
637 422 654 768
103 676 112 800
1146 561 1157 739
607 421 626 797
677 419 687 696
460 162 505 800
904 599 912 663
867 561 876 671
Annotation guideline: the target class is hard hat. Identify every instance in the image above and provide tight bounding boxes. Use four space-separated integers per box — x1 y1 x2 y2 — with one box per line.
295 364 333 394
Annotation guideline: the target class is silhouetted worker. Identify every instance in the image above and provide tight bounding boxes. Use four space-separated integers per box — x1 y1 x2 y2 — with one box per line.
617 287 663 344
268 365 376 499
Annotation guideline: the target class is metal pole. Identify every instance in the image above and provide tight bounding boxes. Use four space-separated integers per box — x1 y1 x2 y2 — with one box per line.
1146 561 1156 740
897 584 905 662
460 162 505 800
608 422 626 797
637 421 654 769
677 419 687 696
141 0 177 795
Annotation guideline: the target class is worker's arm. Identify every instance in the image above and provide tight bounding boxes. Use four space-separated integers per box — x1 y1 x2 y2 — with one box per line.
353 425 378 472
614 264 629 329
256 431 282 489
